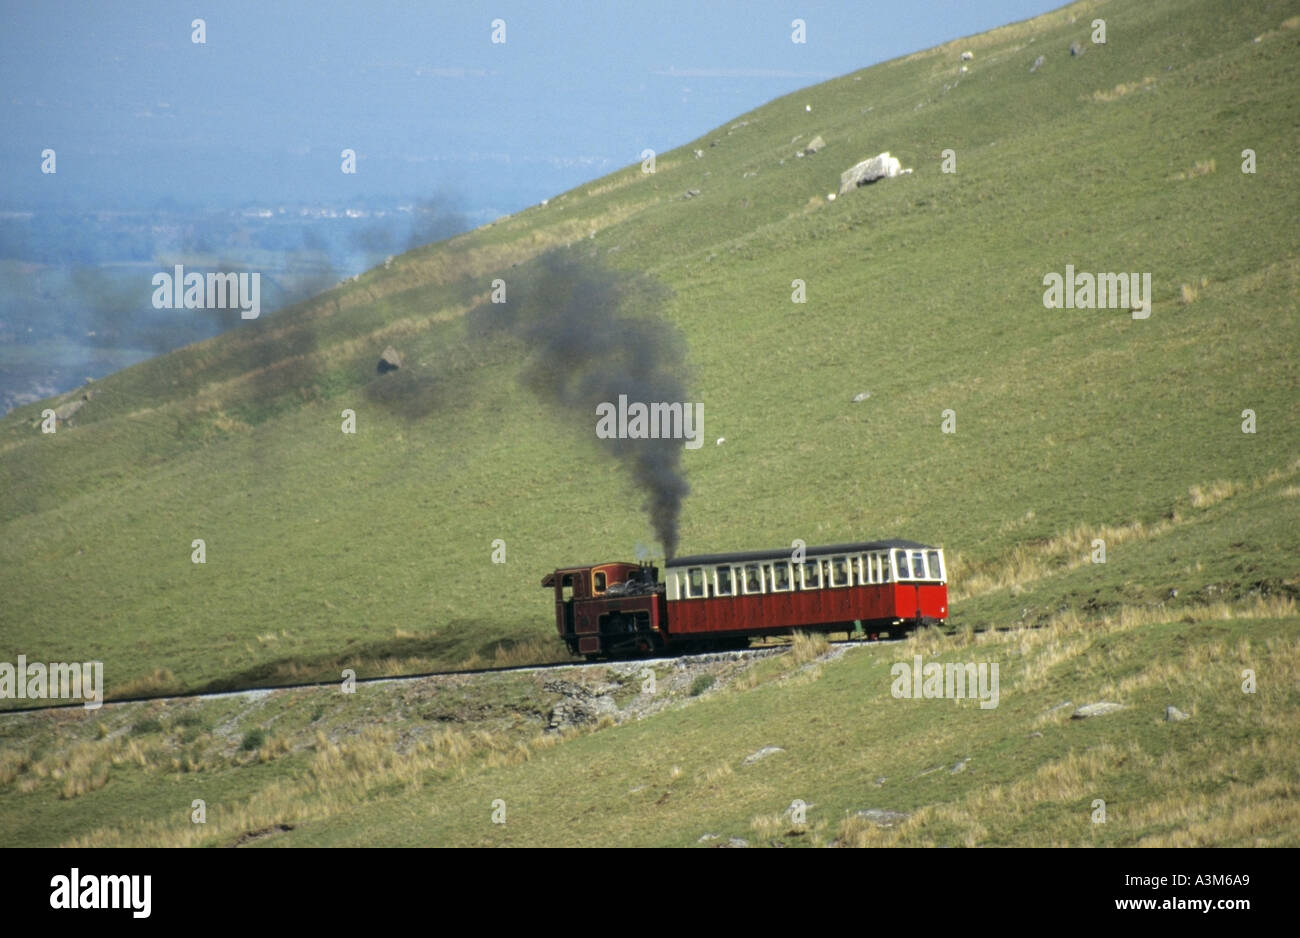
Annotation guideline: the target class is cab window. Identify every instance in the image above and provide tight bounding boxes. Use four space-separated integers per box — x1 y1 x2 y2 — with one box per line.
894 550 910 580
594 571 607 592
912 551 926 578
927 550 942 581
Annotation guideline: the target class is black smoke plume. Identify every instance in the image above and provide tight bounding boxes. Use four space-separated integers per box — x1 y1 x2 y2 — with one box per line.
466 251 691 558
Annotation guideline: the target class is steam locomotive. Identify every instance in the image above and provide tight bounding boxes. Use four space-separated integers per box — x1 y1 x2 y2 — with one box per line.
541 540 948 659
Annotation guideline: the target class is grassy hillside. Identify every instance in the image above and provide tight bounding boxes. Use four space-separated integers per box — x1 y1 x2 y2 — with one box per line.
2 614 1295 848
2 0 1298 708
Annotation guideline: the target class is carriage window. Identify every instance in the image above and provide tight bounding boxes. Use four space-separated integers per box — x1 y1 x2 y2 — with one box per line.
687 568 704 598
716 566 733 596
594 571 607 592
831 556 850 587
912 551 926 578
771 561 791 591
894 550 910 580
927 550 942 581
744 563 763 594
802 561 821 589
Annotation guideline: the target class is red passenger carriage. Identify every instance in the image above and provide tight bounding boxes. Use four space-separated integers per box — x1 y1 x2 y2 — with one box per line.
542 540 948 659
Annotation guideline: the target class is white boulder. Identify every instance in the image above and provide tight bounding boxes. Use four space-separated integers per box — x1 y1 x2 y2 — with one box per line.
838 152 905 194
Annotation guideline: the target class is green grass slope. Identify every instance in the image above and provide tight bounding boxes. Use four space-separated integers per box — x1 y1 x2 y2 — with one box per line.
2 0 1298 701
3 615 1295 847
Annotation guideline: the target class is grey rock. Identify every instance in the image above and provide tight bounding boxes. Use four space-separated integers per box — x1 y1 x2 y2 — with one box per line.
951 757 971 774
697 832 720 842
1069 41 1084 57
852 391 871 403
1046 700 1073 714
803 135 826 155
1165 706 1190 722
1030 55 1046 73
54 399 85 423
683 189 701 199
961 50 974 61
874 776 887 787
377 346 403 374
722 837 749 848
1072 701 1124 719
838 152 904 194
856 808 910 828
742 745 785 766
1028 731 1044 739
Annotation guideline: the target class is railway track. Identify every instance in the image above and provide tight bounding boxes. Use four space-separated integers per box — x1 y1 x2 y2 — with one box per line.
0 636 905 719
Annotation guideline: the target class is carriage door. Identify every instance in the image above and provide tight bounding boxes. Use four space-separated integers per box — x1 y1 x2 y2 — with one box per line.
908 551 926 620
562 574 576 636
895 549 920 621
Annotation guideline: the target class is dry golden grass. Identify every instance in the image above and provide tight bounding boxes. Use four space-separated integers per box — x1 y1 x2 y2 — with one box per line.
835 812 909 847
1086 76 1157 103
111 668 181 699
749 813 790 839
1188 478 1241 507
699 762 734 786
492 635 573 668
0 750 29 786
950 460 1300 604
788 630 831 666
59 716 557 847
1173 160 1216 181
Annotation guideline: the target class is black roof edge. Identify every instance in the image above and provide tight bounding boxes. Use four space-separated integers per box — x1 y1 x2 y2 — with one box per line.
666 539 936 568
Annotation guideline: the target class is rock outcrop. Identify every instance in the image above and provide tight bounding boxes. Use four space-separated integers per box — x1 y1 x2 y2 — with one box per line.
838 152 909 194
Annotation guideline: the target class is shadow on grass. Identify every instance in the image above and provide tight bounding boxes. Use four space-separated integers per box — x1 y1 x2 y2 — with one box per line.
184 623 575 697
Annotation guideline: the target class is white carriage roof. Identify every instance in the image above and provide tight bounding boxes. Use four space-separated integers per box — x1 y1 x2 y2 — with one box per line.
667 539 935 568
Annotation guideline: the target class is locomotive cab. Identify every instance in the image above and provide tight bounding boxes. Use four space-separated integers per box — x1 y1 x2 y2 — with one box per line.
542 562 666 658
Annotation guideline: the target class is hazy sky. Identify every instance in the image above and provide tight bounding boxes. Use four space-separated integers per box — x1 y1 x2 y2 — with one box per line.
2 0 1068 215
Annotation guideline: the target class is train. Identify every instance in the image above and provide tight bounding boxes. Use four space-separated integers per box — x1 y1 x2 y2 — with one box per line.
542 539 948 659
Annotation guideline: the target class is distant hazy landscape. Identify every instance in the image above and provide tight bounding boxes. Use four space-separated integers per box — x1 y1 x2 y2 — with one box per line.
0 199 480 412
